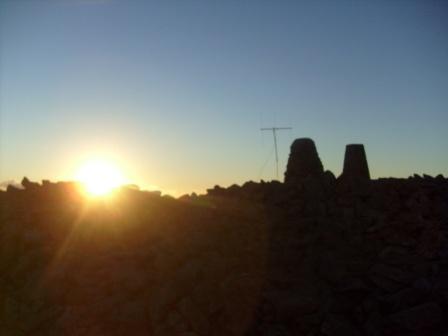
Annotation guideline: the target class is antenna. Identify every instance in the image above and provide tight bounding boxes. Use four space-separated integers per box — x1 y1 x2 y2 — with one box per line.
260 127 292 179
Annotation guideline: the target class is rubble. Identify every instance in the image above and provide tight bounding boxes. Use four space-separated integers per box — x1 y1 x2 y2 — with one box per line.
1 139 447 335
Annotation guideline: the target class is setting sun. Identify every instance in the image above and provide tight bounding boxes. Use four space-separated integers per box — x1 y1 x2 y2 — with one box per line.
76 159 125 196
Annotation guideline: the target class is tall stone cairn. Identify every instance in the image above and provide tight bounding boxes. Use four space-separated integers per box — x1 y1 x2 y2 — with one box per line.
284 138 324 184
341 144 370 180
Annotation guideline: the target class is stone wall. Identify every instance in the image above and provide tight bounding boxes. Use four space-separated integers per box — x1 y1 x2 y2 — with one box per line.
1 151 447 335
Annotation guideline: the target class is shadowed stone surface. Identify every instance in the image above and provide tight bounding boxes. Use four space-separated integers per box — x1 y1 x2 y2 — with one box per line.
341 144 370 180
284 138 324 184
1 153 448 335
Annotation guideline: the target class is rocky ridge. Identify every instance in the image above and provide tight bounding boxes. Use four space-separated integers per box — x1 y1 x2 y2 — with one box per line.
1 139 447 335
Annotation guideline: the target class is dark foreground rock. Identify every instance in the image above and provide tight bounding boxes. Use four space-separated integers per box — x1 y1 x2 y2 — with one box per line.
1 134 447 336
1 173 447 335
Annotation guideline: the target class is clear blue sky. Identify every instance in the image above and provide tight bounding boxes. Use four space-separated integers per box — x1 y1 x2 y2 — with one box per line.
1 0 447 195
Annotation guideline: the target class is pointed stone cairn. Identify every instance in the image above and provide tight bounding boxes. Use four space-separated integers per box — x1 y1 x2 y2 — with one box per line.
341 144 370 180
284 138 324 185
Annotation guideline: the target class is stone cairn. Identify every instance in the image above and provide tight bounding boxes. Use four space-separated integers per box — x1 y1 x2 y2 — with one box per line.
341 144 370 180
284 139 370 187
284 138 324 184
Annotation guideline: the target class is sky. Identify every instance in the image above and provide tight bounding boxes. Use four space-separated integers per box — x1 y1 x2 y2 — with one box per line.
1 0 447 195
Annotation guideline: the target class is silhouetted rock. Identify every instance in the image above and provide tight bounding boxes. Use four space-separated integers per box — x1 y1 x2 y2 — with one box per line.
21 177 39 190
390 302 443 331
284 138 324 184
6 184 22 193
206 185 225 196
340 144 370 180
1 170 448 335
323 170 336 187
321 314 361 336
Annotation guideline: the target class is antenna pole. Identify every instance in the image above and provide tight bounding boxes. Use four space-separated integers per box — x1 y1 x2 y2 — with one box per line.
273 128 279 178
260 127 292 179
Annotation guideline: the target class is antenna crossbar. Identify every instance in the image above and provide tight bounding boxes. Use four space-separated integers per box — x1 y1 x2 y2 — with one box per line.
260 127 292 179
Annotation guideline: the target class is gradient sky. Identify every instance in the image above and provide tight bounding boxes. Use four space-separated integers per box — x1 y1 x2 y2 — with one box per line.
1 0 447 195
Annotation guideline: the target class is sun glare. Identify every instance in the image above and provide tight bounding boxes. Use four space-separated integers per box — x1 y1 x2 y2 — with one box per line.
76 159 125 196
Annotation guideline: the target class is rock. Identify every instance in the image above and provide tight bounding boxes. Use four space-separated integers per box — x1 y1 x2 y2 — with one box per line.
369 274 403 293
390 302 443 330
263 290 320 317
114 299 148 325
178 297 210 335
381 287 426 313
317 253 349 284
363 311 383 336
20 306 64 333
206 185 225 196
370 264 413 284
432 271 448 298
340 144 370 180
21 177 39 190
378 247 421 266
1 154 448 335
321 314 361 336
336 278 369 293
302 177 326 200
42 180 51 186
412 277 432 292
150 259 202 323
256 323 292 336
1 296 21 328
323 170 336 187
6 184 22 193
284 138 324 184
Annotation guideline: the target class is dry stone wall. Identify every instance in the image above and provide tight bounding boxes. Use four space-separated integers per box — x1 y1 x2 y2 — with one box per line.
1 140 447 335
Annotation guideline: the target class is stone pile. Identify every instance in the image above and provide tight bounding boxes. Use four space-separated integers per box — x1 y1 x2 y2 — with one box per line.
1 141 447 335
284 138 324 184
341 144 370 180
284 138 370 188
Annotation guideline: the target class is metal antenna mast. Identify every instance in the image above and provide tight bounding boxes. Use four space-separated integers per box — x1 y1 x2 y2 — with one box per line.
260 127 292 179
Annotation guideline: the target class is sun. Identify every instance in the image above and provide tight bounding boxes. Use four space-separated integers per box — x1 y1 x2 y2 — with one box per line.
76 159 125 196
